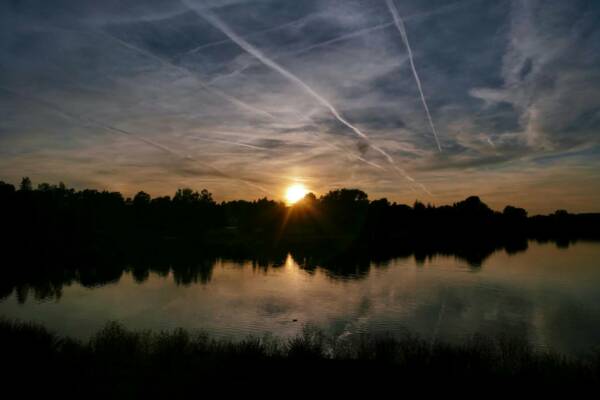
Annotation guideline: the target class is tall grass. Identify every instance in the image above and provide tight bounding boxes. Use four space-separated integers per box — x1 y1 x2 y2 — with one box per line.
1 319 598 393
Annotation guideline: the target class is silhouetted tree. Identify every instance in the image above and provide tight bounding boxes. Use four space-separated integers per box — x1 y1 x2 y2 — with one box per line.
503 205 527 220
413 200 426 213
19 177 32 191
133 191 151 207
0 181 15 196
554 209 569 217
301 192 317 204
454 196 493 217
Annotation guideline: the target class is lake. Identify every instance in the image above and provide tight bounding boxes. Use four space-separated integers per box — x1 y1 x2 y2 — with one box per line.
1 240 599 356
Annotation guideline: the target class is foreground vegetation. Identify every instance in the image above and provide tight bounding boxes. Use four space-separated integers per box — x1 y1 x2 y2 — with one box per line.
2 319 598 393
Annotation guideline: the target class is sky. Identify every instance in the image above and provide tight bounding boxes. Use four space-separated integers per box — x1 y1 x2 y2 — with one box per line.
1 0 599 214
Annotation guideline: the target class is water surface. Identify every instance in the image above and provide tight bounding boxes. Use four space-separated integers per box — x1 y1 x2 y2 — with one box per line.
1 241 599 356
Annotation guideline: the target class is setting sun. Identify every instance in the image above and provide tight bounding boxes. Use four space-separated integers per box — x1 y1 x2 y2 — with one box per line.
285 184 308 204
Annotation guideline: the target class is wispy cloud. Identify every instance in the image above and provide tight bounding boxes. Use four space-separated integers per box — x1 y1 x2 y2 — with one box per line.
0 0 599 211
186 1 433 193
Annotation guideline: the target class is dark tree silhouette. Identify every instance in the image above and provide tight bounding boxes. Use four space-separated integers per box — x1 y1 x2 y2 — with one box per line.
19 177 32 191
0 176 598 302
503 205 528 220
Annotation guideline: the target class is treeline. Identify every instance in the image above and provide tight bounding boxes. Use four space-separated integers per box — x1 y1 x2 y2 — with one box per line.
1 177 598 249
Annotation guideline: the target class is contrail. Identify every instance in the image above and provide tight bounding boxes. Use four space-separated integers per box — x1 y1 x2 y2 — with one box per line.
94 26 381 177
0 86 273 194
192 5 437 197
200 0 481 87
305 116 432 194
115 17 434 197
283 0 476 60
25 24 433 196
14 27 391 192
191 117 386 174
192 137 270 151
292 113 422 189
184 12 322 56
33 25 278 121
417 183 434 197
286 22 394 58
386 0 442 152
354 154 385 170
180 4 434 195
200 22 395 85
0 86 218 168
320 138 385 171
91 29 277 121
186 4 402 167
207 63 252 85
192 0 480 63
199 11 370 139
186 4 433 196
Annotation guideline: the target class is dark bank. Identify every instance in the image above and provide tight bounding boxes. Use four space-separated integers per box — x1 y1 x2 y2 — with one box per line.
2 319 599 395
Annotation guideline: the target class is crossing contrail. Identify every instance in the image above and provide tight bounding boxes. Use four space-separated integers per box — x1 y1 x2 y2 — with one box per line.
0 86 272 194
33 19 434 196
0 86 220 168
192 137 270 151
200 0 480 88
93 26 384 176
184 3 434 195
92 29 277 121
199 11 370 139
17 27 394 193
31 25 278 121
386 0 442 152
192 0 480 65
200 22 395 86
184 12 322 56
185 4 403 166
99 28 369 173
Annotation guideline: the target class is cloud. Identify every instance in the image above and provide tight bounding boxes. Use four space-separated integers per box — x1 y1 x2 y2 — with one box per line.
0 0 599 212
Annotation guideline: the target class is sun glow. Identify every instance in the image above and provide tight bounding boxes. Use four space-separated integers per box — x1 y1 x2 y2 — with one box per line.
285 184 308 205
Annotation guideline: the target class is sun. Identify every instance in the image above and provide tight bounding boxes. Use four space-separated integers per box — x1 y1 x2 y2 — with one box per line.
285 184 308 205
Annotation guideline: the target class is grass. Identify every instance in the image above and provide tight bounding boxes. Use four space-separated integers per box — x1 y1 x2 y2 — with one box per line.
1 319 598 394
